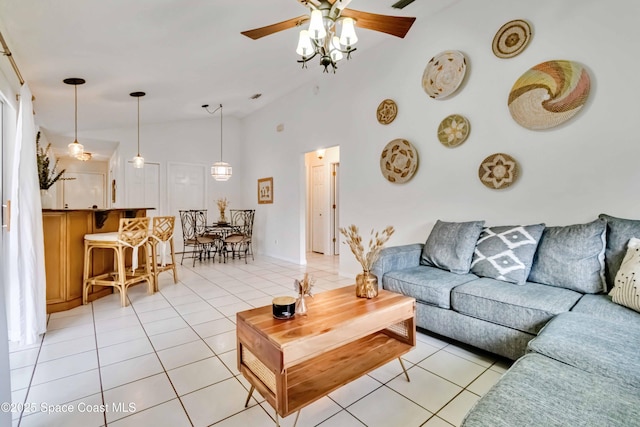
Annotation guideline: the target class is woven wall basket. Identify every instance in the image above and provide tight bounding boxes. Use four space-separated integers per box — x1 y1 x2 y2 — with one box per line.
376 99 398 125
492 19 532 59
508 60 591 130
479 153 519 189
380 139 418 184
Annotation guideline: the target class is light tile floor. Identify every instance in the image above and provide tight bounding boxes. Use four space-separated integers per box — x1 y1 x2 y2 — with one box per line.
8 253 511 427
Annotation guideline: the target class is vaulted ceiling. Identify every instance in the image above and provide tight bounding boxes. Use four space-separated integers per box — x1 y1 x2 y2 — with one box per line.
0 1 451 145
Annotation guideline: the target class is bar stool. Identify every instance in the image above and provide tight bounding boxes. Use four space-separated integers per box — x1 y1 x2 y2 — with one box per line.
82 217 153 307
149 216 178 291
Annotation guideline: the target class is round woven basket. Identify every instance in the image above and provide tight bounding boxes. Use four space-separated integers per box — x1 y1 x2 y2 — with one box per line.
438 114 470 148
376 99 398 125
492 19 532 58
422 50 467 99
508 60 591 130
478 153 519 189
380 139 418 184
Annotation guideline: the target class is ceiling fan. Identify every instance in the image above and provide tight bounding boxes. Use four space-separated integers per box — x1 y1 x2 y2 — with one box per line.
241 0 416 73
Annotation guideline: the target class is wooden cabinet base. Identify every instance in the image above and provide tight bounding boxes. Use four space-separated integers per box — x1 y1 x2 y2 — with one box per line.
43 208 149 313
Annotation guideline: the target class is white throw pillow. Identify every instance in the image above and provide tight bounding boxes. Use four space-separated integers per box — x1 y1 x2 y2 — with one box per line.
610 237 640 312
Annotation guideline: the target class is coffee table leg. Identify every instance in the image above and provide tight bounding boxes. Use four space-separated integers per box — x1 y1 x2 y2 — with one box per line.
244 385 255 407
398 358 410 382
293 410 301 427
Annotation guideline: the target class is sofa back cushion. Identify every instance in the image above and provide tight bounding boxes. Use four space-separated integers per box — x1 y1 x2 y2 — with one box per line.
421 220 484 274
528 219 606 293
470 224 545 285
599 214 640 290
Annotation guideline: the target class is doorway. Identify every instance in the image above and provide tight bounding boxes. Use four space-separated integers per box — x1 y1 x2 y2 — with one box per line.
305 147 340 257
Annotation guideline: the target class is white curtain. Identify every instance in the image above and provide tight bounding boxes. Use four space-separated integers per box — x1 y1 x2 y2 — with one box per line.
8 84 47 344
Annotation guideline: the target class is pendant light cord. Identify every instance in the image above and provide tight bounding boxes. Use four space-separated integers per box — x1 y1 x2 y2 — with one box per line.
203 103 224 162
74 84 78 142
137 97 140 156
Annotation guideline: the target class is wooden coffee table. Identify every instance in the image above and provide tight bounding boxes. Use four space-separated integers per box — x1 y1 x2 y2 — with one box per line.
236 285 416 425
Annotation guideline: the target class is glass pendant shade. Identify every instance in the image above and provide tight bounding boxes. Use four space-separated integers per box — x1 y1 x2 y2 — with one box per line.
330 36 343 62
68 140 84 157
296 30 314 57
211 161 232 181
308 10 326 40
339 17 358 46
133 155 145 169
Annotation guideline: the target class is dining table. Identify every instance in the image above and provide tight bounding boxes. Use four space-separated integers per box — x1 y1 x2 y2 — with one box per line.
204 222 241 262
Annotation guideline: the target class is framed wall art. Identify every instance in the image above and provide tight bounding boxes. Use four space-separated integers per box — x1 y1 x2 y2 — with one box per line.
258 177 273 204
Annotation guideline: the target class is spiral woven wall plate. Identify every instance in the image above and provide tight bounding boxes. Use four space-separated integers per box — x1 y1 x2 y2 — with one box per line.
380 139 418 184
438 114 470 147
508 60 591 130
376 99 398 125
422 50 467 99
478 153 519 189
492 19 532 58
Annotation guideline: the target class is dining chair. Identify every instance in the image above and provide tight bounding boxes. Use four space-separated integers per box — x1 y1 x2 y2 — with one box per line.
149 216 178 290
223 209 255 263
179 209 216 266
82 217 153 307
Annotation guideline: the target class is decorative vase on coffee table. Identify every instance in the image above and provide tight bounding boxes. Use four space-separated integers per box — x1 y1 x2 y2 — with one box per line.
355 272 378 299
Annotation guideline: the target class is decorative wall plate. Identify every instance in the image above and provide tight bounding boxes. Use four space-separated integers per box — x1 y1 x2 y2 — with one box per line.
380 139 418 184
492 19 532 58
438 114 470 147
422 50 467 99
508 60 591 130
479 153 519 189
376 99 398 125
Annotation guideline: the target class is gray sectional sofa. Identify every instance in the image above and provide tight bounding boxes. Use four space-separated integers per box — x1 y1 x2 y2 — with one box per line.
372 214 640 426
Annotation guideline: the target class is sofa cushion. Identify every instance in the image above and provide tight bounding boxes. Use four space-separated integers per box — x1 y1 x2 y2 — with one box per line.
571 294 640 326
528 219 606 293
528 312 640 388
461 353 640 427
451 278 582 334
599 213 640 290
609 237 640 312
383 266 478 309
470 224 545 285
421 220 485 274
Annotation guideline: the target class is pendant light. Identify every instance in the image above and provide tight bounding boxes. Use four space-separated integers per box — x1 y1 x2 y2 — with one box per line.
64 78 85 158
202 103 232 181
130 91 145 168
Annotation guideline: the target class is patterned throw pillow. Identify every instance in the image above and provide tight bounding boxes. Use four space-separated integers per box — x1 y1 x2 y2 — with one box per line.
610 237 640 312
470 224 545 285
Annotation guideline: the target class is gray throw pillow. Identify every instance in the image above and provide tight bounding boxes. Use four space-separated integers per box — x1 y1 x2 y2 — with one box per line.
421 220 485 274
470 224 545 285
599 214 640 290
528 219 606 293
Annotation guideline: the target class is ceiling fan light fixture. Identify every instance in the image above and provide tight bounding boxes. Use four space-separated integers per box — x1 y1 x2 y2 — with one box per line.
308 10 326 40
339 17 358 46
330 36 343 62
296 30 313 57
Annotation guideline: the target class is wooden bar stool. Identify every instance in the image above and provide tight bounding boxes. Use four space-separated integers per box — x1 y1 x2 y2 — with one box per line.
82 217 153 307
149 216 178 291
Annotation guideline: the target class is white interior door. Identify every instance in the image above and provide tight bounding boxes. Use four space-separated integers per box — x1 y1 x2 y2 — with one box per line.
167 162 207 252
311 165 326 253
63 172 105 209
126 162 160 216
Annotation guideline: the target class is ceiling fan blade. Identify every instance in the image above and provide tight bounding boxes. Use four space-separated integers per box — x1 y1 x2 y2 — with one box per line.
241 15 309 40
341 9 416 38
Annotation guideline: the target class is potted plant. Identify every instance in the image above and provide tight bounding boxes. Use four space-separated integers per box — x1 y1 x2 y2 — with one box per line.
36 131 71 208
340 224 395 298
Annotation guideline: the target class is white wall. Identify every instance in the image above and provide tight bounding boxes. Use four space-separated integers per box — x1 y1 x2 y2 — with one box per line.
84 116 245 217
240 0 640 275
